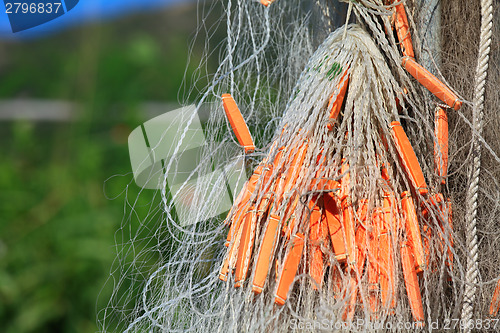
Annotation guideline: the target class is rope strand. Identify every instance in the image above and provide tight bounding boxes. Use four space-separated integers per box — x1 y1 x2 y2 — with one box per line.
461 0 493 330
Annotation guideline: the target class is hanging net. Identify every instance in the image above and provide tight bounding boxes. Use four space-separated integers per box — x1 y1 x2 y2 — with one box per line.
99 0 500 332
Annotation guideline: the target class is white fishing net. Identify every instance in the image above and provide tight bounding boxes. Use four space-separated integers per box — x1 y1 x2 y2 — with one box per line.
99 0 500 332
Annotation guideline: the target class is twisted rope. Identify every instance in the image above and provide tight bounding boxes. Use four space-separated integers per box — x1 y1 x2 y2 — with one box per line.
461 0 493 330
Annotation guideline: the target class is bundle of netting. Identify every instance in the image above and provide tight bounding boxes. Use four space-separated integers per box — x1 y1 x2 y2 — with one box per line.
99 0 500 332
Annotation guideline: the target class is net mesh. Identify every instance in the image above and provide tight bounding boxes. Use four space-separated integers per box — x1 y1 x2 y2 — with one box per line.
99 0 500 331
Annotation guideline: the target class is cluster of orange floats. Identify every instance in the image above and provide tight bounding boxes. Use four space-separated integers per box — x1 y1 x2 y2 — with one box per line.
217 0 500 323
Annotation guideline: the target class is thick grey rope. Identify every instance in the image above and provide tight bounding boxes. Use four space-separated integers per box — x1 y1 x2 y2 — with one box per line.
461 0 493 331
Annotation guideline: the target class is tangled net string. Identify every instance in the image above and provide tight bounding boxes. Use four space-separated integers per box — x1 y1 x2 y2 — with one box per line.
99 0 500 332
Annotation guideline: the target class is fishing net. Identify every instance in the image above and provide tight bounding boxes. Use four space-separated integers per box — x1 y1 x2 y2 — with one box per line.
99 0 500 332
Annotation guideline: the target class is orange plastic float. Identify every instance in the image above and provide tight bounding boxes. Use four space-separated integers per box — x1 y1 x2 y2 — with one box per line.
324 191 347 263
308 198 325 289
327 69 349 130
401 241 425 325
381 192 397 309
490 279 500 316
402 57 462 111
234 206 256 288
252 214 281 294
392 1 415 58
275 233 305 305
222 94 256 153
391 121 428 196
434 107 449 184
339 160 356 268
367 209 381 315
401 191 425 273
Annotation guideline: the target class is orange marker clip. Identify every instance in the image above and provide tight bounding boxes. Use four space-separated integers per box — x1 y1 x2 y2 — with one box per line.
222 94 256 153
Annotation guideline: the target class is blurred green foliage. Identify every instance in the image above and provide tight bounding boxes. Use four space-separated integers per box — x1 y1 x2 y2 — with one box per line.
0 5 222 332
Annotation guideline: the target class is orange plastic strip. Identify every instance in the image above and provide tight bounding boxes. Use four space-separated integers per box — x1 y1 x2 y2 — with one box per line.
422 224 433 271
422 193 451 272
219 215 246 281
490 279 500 316
344 225 368 321
401 191 425 274
343 275 358 321
391 121 428 196
342 199 357 269
394 3 415 58
222 94 255 153
327 70 349 131
252 214 281 294
225 165 263 245
355 224 367 274
275 233 305 306
434 107 449 184
368 209 382 314
331 265 343 299
379 229 394 310
256 192 273 221
255 164 277 220
309 200 324 289
324 193 347 262
402 57 462 111
219 246 233 281
383 192 398 231
283 196 299 241
381 165 390 182
260 0 275 6
272 142 307 225
445 199 454 271
401 242 425 324
379 209 396 310
234 207 256 287
339 159 350 201
426 197 454 273
357 199 369 224
382 193 397 295
421 193 444 220
282 141 309 195
225 203 248 246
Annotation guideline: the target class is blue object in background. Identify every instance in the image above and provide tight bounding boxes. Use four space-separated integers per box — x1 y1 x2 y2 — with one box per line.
5 0 78 33
64 0 78 10
0 0 188 39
